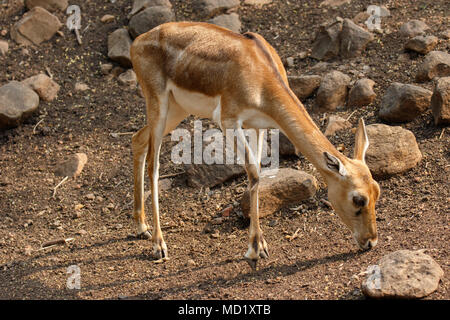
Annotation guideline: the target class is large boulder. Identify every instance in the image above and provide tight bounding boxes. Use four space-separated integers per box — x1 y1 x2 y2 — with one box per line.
362 250 444 299
431 77 450 125
316 71 351 111
108 28 133 68
241 168 318 218
365 124 422 178
288 75 322 100
22 74 60 102
185 164 245 188
24 0 68 12
129 6 175 38
339 18 374 59
379 82 432 122
0 81 40 130
11 6 62 45
416 51 450 82
311 18 343 61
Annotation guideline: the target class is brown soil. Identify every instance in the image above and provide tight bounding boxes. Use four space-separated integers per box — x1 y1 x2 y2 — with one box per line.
0 0 449 300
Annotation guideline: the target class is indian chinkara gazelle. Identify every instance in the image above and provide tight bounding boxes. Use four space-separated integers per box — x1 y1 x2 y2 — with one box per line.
130 22 380 269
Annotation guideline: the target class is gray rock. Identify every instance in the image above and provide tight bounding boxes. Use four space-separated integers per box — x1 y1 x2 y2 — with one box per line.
241 168 318 218
130 0 173 17
11 6 62 45
311 18 343 61
340 18 374 59
185 164 245 188
362 250 444 299
399 20 430 37
0 81 40 130
288 75 322 100
431 77 450 125
208 13 241 33
416 51 450 82
379 82 432 122
22 74 60 102
365 124 422 177
193 0 240 18
279 133 296 156
405 35 438 55
348 78 376 107
316 70 351 111
129 6 175 39
24 0 68 11
108 28 132 68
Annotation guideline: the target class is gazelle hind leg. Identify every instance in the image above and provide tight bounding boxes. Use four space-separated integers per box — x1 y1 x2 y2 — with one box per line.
132 125 151 239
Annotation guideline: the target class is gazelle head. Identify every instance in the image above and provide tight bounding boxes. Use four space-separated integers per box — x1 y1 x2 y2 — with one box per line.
323 119 380 250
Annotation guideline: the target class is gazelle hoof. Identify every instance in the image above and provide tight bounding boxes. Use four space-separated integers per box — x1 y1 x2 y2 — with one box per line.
153 241 168 260
137 230 151 239
244 257 258 271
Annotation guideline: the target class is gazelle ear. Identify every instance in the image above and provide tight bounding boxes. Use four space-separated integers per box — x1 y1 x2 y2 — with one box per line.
354 118 369 162
324 152 347 177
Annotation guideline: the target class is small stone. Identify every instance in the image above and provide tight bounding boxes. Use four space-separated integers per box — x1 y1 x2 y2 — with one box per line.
288 75 322 100
100 63 113 75
440 30 450 40
362 250 444 299
100 14 115 23
347 78 376 107
11 6 62 45
0 81 40 130
431 77 450 125
416 51 450 82
118 69 137 87
286 57 295 68
0 40 9 56
54 153 88 177
74 203 84 211
353 11 370 24
405 35 438 55
324 115 352 137
24 245 33 256
211 231 220 238
187 259 196 267
77 229 88 236
399 20 430 38
243 0 272 5
319 0 351 8
379 82 432 122
22 74 60 102
74 82 89 92
185 164 245 188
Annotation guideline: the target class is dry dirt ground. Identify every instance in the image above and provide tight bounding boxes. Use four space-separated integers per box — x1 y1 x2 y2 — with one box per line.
0 0 449 300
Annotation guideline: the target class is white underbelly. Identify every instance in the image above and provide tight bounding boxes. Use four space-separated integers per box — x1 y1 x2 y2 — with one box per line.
168 80 220 120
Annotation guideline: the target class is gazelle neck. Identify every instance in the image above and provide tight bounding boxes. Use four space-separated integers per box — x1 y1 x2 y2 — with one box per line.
269 91 347 179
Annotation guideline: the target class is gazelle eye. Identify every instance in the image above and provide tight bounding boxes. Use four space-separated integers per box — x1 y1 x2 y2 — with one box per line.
355 209 362 216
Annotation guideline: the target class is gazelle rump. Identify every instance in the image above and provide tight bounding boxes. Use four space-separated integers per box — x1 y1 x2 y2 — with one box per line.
129 22 380 269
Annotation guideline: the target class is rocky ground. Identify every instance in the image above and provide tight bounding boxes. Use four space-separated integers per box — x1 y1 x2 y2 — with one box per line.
0 0 449 299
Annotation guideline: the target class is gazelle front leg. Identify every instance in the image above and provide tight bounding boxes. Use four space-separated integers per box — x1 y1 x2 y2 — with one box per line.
132 125 151 239
235 125 269 270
